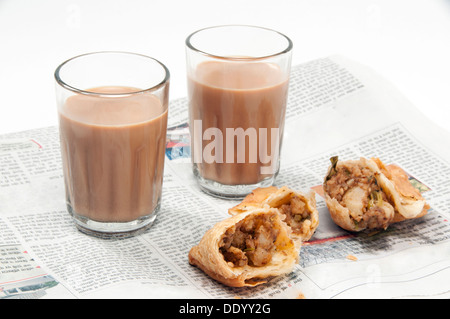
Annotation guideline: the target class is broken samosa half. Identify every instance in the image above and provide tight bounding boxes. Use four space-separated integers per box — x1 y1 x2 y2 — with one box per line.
229 186 319 243
188 207 299 287
323 156 429 232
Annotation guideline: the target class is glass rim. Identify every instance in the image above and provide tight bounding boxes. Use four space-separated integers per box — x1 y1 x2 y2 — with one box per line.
185 24 293 61
54 51 170 97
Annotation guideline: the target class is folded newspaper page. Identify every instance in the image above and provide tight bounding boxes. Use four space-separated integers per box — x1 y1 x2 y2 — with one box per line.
1 55 450 299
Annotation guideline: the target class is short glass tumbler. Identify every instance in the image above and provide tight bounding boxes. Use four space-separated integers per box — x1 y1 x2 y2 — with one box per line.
186 25 293 198
55 51 170 236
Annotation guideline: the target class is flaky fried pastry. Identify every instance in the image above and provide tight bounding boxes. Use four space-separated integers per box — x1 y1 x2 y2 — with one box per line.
323 156 429 232
188 207 298 287
229 186 319 243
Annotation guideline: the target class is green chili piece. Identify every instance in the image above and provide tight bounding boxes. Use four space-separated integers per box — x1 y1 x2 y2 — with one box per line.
326 156 339 181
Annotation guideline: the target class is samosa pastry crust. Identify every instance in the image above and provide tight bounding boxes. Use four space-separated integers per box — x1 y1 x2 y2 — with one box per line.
323 156 429 232
188 207 299 287
229 186 319 242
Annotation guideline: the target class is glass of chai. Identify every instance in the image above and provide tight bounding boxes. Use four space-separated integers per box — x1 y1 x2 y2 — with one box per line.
55 52 169 236
186 25 292 198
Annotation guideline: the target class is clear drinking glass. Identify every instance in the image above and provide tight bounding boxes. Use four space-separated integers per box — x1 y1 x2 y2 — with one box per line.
55 51 170 236
186 25 293 198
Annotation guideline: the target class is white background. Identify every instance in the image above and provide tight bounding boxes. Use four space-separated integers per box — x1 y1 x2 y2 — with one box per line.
0 0 449 135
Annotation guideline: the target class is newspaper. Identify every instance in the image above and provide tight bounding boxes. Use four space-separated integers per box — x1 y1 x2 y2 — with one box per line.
1 55 450 299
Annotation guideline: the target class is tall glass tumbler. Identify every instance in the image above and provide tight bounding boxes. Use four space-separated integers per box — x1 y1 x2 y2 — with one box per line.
186 25 293 198
55 52 169 236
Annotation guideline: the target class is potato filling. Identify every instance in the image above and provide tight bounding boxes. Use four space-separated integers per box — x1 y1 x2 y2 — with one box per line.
324 161 394 229
220 214 280 267
279 195 310 233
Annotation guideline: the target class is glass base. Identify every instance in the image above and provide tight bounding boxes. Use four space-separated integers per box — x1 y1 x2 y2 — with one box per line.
67 202 160 238
193 168 277 199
